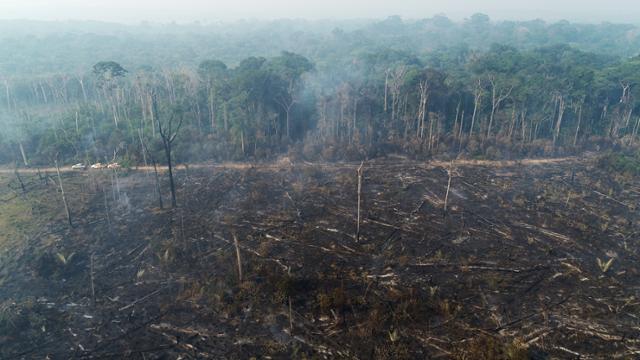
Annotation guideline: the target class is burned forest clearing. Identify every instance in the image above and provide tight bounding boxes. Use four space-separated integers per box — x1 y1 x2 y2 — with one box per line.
1 156 639 359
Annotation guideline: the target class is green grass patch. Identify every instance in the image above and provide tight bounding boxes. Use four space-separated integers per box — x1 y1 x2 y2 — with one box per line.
597 151 640 176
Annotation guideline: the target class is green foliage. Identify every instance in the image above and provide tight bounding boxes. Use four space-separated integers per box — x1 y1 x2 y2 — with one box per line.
597 151 640 176
2 18 640 165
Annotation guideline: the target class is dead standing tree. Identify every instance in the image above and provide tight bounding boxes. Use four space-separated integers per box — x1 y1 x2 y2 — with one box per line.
54 156 72 227
141 132 164 209
356 161 364 242
153 95 184 208
486 75 513 139
444 161 454 217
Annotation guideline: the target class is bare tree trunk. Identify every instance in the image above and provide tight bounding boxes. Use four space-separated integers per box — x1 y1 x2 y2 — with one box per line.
19 141 28 167
356 161 364 242
453 100 461 140
444 162 453 216
384 70 389 113
90 253 96 306
78 77 88 103
286 108 291 139
75 110 80 135
470 86 481 138
631 116 640 146
241 129 245 155
103 186 111 227
458 110 465 142
138 129 148 169
353 97 358 143
233 234 243 283
553 95 566 147
574 104 582 147
417 80 429 139
55 158 73 227
487 79 512 139
508 105 517 141
224 102 229 133
165 143 177 208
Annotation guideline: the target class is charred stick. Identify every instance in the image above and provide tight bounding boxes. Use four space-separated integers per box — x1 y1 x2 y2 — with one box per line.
90 253 96 306
356 161 364 242
233 234 243 283
54 158 72 227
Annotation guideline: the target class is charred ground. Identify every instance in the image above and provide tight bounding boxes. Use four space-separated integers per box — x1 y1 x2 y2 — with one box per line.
0 156 639 359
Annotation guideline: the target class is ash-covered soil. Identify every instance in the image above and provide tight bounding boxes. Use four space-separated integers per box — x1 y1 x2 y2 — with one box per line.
1 158 639 359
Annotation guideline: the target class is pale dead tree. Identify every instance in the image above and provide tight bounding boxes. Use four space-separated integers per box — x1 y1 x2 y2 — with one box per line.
619 82 634 134
90 253 96 306
39 81 49 104
76 74 88 103
457 109 465 142
429 112 443 151
444 161 454 216
457 109 466 154
388 66 408 126
620 81 631 104
507 104 517 140
486 76 513 139
518 108 528 143
103 186 111 227
137 128 149 169
384 69 390 113
54 156 73 228
275 81 299 140
428 111 437 150
17 113 29 166
163 69 177 104
452 100 461 140
553 94 567 147
417 79 430 139
573 99 584 147
74 110 80 135
233 234 243 284
352 93 359 144
336 83 354 142
3 78 12 110
521 110 529 145
356 161 364 242
469 79 483 138
631 117 640 146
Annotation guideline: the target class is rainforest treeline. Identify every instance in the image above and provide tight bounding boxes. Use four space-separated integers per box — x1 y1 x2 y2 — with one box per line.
2 16 640 165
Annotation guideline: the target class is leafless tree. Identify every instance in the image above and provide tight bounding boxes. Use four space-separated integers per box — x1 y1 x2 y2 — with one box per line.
54 155 72 227
153 94 184 208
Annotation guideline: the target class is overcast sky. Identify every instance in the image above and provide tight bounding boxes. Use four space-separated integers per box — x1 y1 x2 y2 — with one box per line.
0 0 636 24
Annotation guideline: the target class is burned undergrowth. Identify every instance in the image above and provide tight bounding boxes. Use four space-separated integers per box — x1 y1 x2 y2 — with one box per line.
0 157 639 359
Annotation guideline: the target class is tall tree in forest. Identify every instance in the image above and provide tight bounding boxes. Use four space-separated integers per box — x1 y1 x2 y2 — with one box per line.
93 61 127 127
269 52 314 139
198 60 228 132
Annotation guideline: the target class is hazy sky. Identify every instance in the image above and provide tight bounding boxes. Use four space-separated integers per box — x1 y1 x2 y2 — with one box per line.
0 0 636 24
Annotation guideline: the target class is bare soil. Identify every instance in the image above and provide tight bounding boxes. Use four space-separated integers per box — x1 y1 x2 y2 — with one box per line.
0 157 639 359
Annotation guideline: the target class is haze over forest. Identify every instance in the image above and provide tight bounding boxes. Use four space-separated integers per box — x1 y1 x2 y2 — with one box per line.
1 0 639 23
2 11 640 165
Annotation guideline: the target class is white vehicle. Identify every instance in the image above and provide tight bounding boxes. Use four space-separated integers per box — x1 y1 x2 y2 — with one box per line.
107 162 121 169
91 163 106 169
71 163 87 170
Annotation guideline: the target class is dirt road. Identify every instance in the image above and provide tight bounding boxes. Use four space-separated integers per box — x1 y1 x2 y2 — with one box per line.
0 156 585 175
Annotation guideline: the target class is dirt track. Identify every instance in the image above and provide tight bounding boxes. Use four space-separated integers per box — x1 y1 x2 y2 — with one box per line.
0 155 584 174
